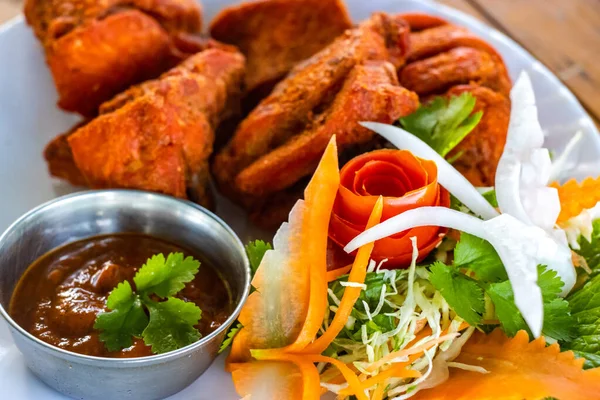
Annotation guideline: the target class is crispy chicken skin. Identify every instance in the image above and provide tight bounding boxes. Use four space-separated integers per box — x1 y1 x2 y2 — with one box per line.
45 49 245 208
24 0 203 116
213 13 416 227
446 85 511 186
43 123 88 187
210 0 352 98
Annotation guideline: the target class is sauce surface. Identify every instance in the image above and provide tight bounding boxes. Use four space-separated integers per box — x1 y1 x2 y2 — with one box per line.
9 234 232 358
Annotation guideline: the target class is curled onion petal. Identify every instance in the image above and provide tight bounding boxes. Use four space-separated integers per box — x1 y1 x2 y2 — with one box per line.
359 122 498 220
495 72 561 230
343 206 580 337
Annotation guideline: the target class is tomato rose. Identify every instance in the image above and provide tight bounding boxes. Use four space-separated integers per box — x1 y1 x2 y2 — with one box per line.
329 149 450 269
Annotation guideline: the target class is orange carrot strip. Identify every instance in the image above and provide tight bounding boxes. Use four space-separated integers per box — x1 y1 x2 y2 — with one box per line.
303 197 384 354
339 363 421 397
254 351 368 400
326 263 353 282
365 333 459 373
371 383 385 400
254 136 340 357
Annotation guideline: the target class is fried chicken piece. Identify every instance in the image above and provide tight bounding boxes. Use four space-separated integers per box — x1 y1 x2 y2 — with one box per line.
396 12 512 187
446 85 511 186
214 13 410 191
400 47 510 96
210 0 352 100
397 13 511 97
236 62 419 196
45 49 245 208
24 0 203 116
43 123 88 187
214 13 416 227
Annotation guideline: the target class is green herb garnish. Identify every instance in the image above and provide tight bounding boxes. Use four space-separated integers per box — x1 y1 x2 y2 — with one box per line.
399 92 483 157
94 253 202 354
430 233 575 341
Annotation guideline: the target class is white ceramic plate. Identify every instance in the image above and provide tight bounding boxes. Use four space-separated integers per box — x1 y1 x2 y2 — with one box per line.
1 0 599 398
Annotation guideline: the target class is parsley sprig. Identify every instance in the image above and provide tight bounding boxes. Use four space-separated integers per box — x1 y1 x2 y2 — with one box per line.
399 92 483 158
94 253 202 354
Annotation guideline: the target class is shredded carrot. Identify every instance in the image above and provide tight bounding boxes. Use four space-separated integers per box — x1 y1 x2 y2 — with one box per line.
308 355 369 400
326 263 353 282
303 197 384 355
551 177 600 223
339 363 421 397
371 383 385 400
254 351 368 400
365 333 459 373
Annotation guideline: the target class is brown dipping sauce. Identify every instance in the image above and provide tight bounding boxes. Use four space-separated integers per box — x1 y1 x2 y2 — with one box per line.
9 234 232 358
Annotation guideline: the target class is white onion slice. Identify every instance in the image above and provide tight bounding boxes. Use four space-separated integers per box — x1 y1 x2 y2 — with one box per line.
495 72 561 230
344 207 580 337
360 122 499 220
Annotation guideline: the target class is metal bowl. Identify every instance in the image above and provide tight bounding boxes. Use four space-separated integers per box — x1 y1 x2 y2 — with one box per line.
0 190 251 400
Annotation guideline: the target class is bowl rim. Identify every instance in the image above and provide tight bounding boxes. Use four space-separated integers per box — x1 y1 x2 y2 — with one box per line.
0 189 252 367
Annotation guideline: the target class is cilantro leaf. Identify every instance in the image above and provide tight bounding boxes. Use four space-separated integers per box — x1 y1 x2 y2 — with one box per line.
142 297 202 354
94 281 149 352
429 262 485 326
454 233 507 282
537 266 565 301
245 240 272 276
134 253 200 298
486 266 575 339
399 93 483 157
485 280 526 336
219 323 243 354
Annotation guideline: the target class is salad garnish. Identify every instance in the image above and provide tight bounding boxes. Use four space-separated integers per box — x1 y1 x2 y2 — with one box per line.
226 71 600 399
94 253 202 354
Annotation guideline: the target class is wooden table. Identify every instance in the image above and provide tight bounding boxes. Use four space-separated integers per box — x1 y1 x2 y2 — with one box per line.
1 0 598 125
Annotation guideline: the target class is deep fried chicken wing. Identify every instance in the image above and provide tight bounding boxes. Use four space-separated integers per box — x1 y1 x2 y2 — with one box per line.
213 13 416 227
446 85 511 186
24 0 203 116
44 49 245 208
210 0 352 98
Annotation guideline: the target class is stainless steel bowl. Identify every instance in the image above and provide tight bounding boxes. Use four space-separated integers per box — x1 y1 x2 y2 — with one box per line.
0 190 251 400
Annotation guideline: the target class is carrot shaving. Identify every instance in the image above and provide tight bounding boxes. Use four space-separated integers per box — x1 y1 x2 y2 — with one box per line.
365 333 459 373
258 136 340 357
551 177 600 223
339 363 421 397
326 263 353 282
303 197 384 354
411 329 600 400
